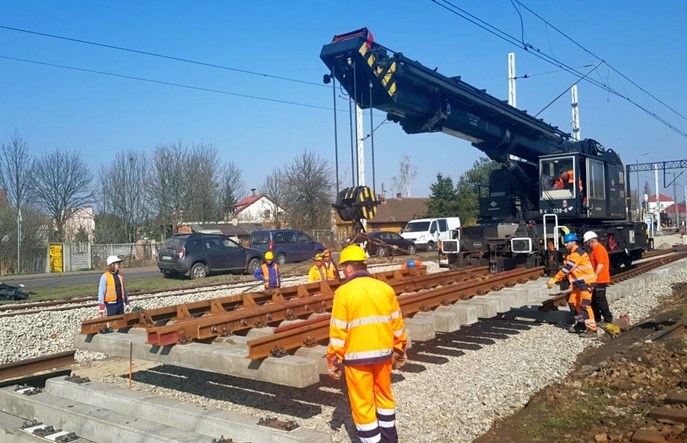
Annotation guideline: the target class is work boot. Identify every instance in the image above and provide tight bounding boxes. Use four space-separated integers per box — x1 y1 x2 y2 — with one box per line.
568 323 586 333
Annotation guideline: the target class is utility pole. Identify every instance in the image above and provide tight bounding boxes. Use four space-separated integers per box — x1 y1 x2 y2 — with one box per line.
17 208 22 274
508 52 516 107
655 165 661 232
571 85 581 141
674 173 679 228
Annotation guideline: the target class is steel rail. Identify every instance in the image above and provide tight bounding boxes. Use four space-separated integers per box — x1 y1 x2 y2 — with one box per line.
136 266 488 346
79 267 437 335
246 266 544 360
541 250 687 311
0 351 75 381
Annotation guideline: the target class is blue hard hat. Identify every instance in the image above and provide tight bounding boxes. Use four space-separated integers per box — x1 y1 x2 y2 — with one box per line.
563 233 578 243
406 259 417 268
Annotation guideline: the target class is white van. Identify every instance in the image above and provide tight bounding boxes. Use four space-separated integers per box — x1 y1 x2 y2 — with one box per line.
401 217 460 251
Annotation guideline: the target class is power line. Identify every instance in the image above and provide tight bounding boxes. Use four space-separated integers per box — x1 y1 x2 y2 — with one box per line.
510 0 687 125
429 0 687 139
0 55 331 111
0 24 326 88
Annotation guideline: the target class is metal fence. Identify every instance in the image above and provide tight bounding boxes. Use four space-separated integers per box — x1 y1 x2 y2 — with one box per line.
91 242 159 269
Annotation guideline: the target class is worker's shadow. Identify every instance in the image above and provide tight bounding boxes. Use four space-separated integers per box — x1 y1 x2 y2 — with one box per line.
327 378 358 441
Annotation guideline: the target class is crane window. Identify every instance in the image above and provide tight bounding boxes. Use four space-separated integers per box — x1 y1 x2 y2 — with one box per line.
587 160 605 200
540 157 576 199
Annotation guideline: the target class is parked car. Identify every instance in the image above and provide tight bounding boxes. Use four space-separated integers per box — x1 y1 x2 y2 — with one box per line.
157 234 263 279
365 231 416 257
401 217 461 251
249 229 325 265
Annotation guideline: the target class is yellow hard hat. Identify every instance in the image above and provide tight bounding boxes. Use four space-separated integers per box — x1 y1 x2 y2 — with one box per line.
323 249 331 257
314 253 324 261
265 251 274 260
339 245 367 264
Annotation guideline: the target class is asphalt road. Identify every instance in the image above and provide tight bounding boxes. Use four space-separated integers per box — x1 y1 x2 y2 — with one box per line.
3 267 162 289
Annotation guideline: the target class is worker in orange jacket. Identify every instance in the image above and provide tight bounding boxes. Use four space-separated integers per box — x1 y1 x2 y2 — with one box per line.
327 245 407 443
547 233 598 334
401 258 422 270
97 255 129 317
583 231 614 324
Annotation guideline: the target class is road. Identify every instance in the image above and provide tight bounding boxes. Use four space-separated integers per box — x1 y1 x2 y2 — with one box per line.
2 267 162 289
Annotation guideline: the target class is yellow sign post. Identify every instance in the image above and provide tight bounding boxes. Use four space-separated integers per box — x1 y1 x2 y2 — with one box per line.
49 243 64 273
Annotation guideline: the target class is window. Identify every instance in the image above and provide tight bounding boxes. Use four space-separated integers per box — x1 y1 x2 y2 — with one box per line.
250 232 269 245
297 232 312 244
438 219 448 232
274 232 286 244
429 221 437 233
285 232 297 244
389 233 402 241
540 157 575 199
206 238 222 250
587 159 605 200
222 238 239 249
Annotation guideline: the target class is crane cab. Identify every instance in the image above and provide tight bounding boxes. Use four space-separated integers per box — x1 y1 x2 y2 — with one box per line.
539 153 626 221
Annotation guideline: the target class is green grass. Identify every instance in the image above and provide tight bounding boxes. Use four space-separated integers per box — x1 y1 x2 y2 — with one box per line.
523 401 603 439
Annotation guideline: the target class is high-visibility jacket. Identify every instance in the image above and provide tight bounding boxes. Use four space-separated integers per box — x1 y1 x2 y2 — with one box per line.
254 263 280 288
553 246 596 291
308 264 327 282
322 262 338 280
328 271 407 366
589 242 611 284
98 271 127 304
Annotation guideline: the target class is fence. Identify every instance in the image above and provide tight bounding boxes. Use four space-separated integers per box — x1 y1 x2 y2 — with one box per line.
91 241 159 269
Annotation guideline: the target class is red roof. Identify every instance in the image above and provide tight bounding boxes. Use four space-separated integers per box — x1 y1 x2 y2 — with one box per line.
647 193 673 203
664 203 686 213
231 193 268 214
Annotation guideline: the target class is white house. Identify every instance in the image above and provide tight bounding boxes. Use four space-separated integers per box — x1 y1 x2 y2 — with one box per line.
647 193 674 213
232 190 285 226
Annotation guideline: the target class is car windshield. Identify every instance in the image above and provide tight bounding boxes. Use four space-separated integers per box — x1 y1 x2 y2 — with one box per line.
250 232 269 245
404 221 430 232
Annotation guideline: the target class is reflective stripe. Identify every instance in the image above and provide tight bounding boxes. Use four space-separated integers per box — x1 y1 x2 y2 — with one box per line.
378 419 395 428
357 421 379 431
376 407 395 415
330 317 348 329
349 315 391 329
345 348 393 362
390 309 401 319
393 328 405 338
329 338 345 348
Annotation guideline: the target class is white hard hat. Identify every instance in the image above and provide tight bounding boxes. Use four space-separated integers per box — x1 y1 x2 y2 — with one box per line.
106 255 123 266
582 231 598 242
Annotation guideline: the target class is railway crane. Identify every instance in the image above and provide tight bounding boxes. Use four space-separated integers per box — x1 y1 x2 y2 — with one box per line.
321 28 648 272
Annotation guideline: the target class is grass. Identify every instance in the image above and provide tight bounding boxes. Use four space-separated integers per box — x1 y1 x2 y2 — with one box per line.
523 400 603 440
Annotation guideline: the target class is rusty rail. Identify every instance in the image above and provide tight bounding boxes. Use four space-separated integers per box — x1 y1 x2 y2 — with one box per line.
0 351 75 381
246 266 544 360
80 266 436 335
141 266 488 346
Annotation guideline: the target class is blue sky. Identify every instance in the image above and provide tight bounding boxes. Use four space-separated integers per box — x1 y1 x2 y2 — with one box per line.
1 1 686 199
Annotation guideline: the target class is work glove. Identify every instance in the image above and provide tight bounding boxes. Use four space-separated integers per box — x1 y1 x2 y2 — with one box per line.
546 278 556 289
98 304 105 318
392 349 408 369
326 355 342 380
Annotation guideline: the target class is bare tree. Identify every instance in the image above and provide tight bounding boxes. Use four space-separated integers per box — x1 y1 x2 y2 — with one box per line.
149 141 189 235
260 167 286 227
31 149 94 242
391 154 418 197
282 151 333 231
184 143 221 223
99 150 149 242
0 132 33 209
219 161 245 220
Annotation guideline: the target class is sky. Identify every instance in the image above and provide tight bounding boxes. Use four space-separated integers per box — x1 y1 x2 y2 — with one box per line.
1 1 686 201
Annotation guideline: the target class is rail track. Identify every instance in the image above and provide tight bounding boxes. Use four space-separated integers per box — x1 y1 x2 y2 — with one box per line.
0 351 75 382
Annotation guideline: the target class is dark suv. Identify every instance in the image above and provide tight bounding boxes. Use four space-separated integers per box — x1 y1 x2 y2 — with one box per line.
158 234 263 279
249 229 325 265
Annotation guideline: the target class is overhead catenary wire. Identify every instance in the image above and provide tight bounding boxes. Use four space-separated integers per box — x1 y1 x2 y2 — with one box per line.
430 0 687 139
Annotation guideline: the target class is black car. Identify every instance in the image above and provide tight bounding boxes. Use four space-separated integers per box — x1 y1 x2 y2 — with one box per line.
365 231 417 257
157 234 263 279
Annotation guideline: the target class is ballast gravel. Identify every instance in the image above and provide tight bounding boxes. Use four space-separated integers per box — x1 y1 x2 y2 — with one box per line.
3 254 687 442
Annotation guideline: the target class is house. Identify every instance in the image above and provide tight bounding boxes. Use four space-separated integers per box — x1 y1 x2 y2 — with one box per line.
335 193 429 240
64 207 95 242
232 189 285 227
663 203 686 226
647 193 673 213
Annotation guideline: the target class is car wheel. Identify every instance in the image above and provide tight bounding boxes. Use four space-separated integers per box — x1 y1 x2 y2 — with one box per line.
246 258 260 275
426 242 435 252
276 253 286 265
190 263 208 279
376 247 387 257
407 244 416 255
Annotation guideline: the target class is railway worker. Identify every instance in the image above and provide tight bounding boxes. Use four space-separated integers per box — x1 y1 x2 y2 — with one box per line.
583 231 616 328
327 244 407 443
254 251 281 289
401 258 423 270
546 233 598 334
308 253 327 282
322 249 339 280
97 255 129 317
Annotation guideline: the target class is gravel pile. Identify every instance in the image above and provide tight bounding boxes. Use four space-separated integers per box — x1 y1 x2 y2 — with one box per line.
1 261 437 365
5 258 685 442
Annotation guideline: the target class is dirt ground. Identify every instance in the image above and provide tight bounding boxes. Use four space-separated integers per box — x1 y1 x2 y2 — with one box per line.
474 283 687 443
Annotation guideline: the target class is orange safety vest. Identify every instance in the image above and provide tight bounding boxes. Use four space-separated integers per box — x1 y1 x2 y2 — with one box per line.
328 272 407 365
589 242 611 284
103 272 126 303
260 263 280 288
554 246 596 290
